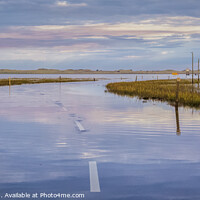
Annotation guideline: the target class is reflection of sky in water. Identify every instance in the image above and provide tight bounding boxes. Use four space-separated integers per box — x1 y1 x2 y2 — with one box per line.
0 77 200 199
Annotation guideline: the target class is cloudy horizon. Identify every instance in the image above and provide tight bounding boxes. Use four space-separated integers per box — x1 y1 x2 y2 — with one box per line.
0 0 200 70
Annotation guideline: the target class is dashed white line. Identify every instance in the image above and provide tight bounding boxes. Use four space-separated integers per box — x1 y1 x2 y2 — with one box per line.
62 107 67 111
75 120 86 132
55 101 67 111
89 161 101 192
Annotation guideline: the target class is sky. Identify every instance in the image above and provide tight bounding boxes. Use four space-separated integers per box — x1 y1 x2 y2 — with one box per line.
0 0 200 70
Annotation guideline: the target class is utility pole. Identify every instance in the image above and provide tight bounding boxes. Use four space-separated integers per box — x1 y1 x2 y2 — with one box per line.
198 58 199 84
192 52 194 85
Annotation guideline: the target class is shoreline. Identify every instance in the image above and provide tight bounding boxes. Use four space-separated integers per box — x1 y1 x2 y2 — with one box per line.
0 69 195 75
0 78 95 87
106 79 200 108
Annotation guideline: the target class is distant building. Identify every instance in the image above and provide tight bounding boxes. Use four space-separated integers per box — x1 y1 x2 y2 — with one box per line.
186 68 190 75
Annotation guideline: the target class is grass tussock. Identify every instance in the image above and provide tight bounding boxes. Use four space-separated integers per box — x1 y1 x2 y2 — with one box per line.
0 78 94 87
106 79 200 108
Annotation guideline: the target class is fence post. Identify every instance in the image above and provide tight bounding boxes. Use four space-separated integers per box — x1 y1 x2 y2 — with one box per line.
176 78 181 103
198 58 199 85
9 77 11 86
192 52 194 85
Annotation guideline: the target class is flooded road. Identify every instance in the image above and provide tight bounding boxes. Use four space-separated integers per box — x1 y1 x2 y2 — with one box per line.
0 75 200 200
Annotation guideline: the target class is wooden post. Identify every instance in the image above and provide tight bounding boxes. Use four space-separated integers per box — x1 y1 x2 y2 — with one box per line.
9 77 11 86
176 78 180 103
175 77 181 135
198 58 199 84
157 76 158 80
192 52 194 85
135 76 137 82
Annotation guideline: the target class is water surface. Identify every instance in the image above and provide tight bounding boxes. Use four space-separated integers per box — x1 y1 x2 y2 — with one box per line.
0 75 200 200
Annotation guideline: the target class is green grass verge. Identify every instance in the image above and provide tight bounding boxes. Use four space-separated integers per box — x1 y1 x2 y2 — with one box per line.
106 79 200 108
0 78 95 86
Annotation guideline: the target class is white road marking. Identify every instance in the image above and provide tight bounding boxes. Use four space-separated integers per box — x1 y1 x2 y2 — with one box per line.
62 107 67 111
55 101 67 111
89 161 101 192
75 121 86 132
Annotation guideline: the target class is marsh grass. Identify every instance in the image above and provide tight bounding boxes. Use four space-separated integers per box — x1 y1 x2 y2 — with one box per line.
0 78 94 86
106 79 200 108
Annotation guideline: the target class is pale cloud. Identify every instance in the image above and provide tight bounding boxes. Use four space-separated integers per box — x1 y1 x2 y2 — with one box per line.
0 48 53 61
56 1 87 7
0 15 200 69
2 16 200 43
161 51 174 55
56 1 68 7
0 44 105 61
123 55 142 59
161 51 168 55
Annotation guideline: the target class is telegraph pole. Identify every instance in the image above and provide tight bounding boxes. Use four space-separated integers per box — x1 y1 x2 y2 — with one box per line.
198 58 199 84
192 52 194 85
